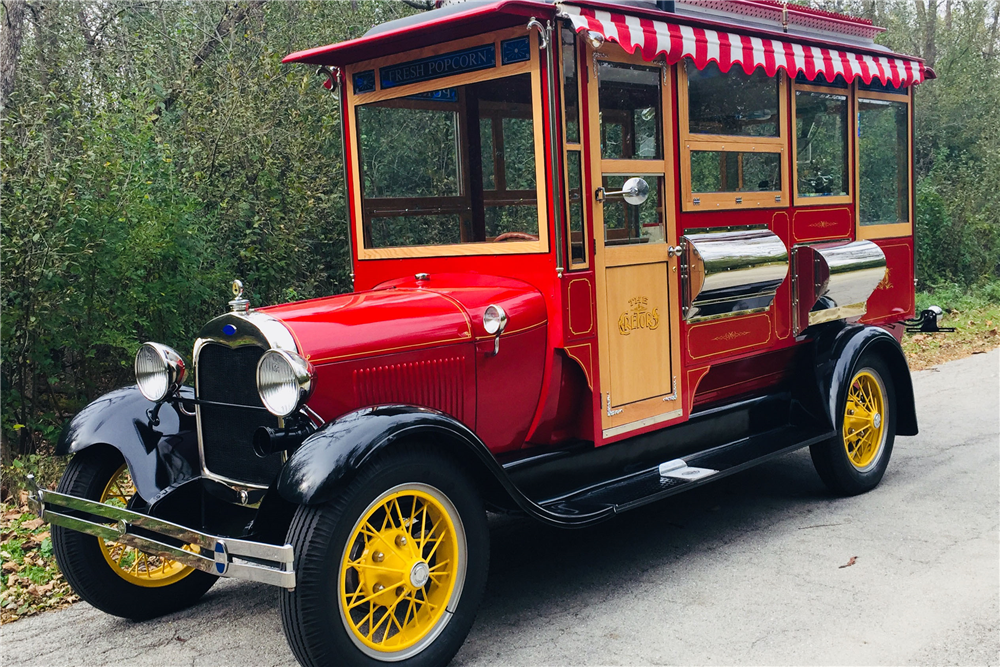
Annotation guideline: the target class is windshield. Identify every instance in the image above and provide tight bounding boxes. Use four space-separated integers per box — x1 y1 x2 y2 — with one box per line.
355 72 542 250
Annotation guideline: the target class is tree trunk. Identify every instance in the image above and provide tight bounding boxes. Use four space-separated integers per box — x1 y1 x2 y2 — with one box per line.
921 0 939 69
988 1 1000 59
0 0 28 110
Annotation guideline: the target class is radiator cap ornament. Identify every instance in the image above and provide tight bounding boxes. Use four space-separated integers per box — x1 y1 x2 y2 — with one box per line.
228 279 250 314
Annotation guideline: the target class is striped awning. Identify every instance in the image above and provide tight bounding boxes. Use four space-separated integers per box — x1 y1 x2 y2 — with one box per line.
558 4 926 88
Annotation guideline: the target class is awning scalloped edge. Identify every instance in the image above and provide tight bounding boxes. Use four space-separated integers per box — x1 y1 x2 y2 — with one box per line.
558 4 926 88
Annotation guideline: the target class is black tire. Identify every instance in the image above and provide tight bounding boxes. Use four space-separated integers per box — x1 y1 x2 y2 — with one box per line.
280 446 489 667
810 352 897 496
52 446 217 620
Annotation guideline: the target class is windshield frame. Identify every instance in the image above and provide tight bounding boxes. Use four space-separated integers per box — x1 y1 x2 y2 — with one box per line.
345 27 550 260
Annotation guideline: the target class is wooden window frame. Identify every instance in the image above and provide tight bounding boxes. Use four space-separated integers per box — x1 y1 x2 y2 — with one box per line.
791 80 854 207
855 86 913 241
591 49 677 263
561 28 588 270
345 27 549 260
678 63 789 212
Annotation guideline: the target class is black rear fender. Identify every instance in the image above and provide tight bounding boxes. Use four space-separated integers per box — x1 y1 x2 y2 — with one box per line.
55 386 200 503
812 324 918 436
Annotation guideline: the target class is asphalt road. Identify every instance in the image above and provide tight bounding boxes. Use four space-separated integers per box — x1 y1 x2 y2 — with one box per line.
2 350 997 666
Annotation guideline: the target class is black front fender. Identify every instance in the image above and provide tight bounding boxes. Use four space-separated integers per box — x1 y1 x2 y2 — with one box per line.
56 386 200 503
276 405 601 526
813 324 918 437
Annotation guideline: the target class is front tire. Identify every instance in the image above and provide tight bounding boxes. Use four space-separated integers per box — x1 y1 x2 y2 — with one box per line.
52 446 217 620
810 353 897 496
280 446 489 666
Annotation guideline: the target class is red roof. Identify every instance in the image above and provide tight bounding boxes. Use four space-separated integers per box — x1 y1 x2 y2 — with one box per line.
282 0 556 66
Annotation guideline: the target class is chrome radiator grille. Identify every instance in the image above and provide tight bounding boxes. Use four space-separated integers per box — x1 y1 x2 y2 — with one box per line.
197 343 282 486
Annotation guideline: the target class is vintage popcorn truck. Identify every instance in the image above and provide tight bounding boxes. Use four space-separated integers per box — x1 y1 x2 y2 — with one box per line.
32 1 929 664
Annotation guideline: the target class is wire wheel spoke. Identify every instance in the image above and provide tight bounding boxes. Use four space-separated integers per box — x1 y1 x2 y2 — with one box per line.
95 464 191 585
341 487 461 654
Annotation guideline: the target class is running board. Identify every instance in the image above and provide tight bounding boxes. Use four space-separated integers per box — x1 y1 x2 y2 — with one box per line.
536 424 834 518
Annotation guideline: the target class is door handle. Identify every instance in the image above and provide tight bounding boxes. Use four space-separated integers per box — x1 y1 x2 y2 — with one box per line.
667 245 683 258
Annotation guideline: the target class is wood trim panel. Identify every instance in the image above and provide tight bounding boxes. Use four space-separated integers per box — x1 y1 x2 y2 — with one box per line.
678 65 790 212
854 85 914 241
562 32 589 270
790 79 854 207
346 28 550 260
587 43 683 439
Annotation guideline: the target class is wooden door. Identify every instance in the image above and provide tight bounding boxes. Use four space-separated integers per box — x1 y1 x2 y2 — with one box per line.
587 47 683 440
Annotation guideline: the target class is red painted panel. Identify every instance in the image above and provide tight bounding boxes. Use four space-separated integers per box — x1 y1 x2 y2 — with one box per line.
862 237 915 324
563 342 594 391
685 312 773 363
686 366 711 414
305 345 477 429
525 351 591 446
567 277 594 337
377 273 548 340
354 356 468 424
693 346 797 408
476 325 547 453
791 206 853 244
261 289 472 365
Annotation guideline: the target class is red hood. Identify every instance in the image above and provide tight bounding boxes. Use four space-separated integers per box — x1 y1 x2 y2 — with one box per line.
260 289 472 365
259 274 546 366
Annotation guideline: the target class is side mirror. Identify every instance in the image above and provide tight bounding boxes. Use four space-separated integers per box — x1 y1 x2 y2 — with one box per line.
596 177 650 206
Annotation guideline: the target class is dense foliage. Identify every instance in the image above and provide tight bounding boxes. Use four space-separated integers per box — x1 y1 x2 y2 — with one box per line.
1 1 998 464
0 1 413 460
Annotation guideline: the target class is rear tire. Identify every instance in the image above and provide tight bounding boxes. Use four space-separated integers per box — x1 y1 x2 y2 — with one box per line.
810 353 897 496
52 446 217 620
280 446 489 666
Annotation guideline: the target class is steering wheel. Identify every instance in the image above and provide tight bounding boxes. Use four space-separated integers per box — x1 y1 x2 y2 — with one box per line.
494 232 539 242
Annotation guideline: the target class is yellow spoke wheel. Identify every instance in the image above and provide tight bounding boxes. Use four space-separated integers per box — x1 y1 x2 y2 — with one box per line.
843 370 887 471
97 464 195 587
338 483 467 659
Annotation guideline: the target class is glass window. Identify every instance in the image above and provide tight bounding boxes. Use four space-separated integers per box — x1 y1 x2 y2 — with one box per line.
687 61 780 137
603 175 664 245
369 215 463 248
480 117 495 190
357 105 460 198
356 73 540 248
562 28 580 144
795 90 849 198
858 98 909 225
690 151 782 193
859 79 908 95
566 150 585 265
485 206 538 238
599 61 662 159
502 117 536 190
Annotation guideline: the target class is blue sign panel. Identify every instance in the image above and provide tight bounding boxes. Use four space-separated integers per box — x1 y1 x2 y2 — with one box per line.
405 88 459 103
353 70 376 94
501 37 531 65
380 44 496 90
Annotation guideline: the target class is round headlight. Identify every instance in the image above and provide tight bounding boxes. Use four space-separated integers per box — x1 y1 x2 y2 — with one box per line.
483 304 508 336
135 343 186 402
256 349 315 417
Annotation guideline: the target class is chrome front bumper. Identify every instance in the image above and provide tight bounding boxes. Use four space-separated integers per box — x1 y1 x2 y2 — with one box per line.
26 475 295 589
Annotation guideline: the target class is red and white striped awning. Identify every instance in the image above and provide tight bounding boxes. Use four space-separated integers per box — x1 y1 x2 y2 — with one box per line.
558 4 926 88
